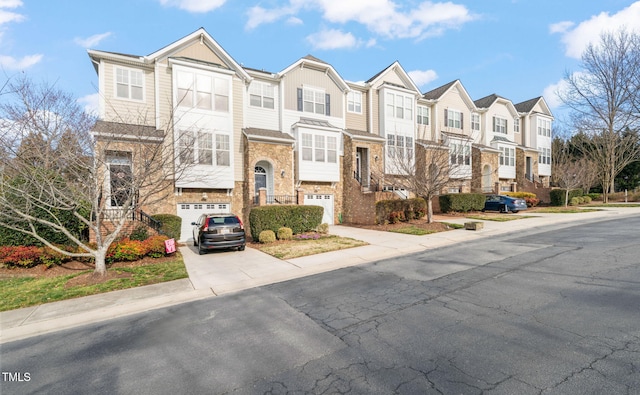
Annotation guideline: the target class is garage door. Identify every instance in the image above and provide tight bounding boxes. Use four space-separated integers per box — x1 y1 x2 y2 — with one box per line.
304 194 334 225
176 203 229 242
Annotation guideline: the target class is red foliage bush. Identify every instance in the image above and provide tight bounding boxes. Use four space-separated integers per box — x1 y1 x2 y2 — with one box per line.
143 235 169 258
0 246 43 267
106 238 146 263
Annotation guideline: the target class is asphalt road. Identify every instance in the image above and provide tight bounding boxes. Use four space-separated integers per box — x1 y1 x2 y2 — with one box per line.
2 215 639 394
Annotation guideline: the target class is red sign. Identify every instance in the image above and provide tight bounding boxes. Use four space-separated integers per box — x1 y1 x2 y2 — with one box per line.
164 238 176 254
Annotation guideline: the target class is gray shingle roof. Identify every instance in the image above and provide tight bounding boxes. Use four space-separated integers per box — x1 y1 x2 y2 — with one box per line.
92 121 164 141
514 96 542 113
243 128 295 143
422 80 457 100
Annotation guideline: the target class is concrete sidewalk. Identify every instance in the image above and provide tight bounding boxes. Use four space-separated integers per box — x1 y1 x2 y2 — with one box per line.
2 206 639 344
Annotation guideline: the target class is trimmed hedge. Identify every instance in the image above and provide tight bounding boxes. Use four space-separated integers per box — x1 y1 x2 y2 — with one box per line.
152 214 182 240
550 189 583 206
439 193 485 213
375 198 427 224
249 205 323 240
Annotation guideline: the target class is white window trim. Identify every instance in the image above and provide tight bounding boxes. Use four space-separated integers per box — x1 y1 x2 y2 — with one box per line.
178 129 231 167
417 106 430 125
347 91 362 114
494 116 507 134
175 68 230 113
303 86 326 115
114 66 144 102
249 81 275 109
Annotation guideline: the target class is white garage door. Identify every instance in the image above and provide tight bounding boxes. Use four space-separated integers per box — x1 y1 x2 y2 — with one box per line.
176 203 230 242
304 194 334 225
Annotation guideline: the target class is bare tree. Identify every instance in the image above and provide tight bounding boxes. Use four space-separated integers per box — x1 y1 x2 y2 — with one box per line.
558 28 640 203
0 77 192 276
387 138 469 223
552 139 593 206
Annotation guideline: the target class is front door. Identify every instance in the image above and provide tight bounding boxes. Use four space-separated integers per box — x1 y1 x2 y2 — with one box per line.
254 166 267 199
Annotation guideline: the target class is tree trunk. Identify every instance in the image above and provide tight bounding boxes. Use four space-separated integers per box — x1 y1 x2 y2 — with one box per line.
94 247 108 276
426 198 434 223
565 189 570 207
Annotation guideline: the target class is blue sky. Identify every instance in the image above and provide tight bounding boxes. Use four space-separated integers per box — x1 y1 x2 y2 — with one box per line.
2 0 639 123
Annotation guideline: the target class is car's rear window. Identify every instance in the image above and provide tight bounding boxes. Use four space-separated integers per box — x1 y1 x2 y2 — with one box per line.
208 216 238 226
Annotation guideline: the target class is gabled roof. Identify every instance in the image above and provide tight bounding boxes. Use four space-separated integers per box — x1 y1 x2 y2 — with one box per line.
422 80 457 100
474 93 519 117
365 61 421 95
278 55 349 92
422 79 476 109
514 96 554 118
88 27 251 82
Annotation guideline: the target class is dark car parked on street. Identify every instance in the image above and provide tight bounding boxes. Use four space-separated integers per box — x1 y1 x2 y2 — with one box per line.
483 194 527 213
192 213 246 254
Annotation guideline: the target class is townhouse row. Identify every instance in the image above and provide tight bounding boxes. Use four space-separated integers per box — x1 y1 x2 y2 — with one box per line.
88 28 553 241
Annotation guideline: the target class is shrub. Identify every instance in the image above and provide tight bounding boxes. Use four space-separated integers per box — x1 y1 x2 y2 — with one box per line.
586 193 602 201
582 195 592 204
277 227 293 241
550 189 583 206
0 246 42 267
129 225 149 241
389 211 405 224
375 198 426 224
439 193 485 213
258 230 276 244
505 192 539 207
107 238 146 263
249 205 323 240
316 223 329 234
569 197 581 206
152 214 182 241
144 235 169 258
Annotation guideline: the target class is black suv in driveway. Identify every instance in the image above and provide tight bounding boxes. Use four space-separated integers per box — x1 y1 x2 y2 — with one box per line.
191 213 246 254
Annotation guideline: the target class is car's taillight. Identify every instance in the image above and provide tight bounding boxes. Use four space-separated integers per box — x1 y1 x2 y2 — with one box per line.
203 225 208 232
236 216 244 230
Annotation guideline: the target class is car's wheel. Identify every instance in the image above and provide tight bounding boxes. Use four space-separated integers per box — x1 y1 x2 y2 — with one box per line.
238 245 245 251
198 241 205 255
512 210 519 214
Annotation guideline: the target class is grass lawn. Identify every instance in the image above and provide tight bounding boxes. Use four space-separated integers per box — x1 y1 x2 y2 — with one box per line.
531 207 602 213
388 225 439 235
0 257 187 312
465 214 533 222
255 235 368 260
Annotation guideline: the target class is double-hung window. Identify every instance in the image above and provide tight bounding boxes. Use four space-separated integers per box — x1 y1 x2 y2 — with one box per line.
177 71 229 112
179 130 230 166
249 82 275 109
445 109 462 129
538 147 551 165
450 142 470 166
301 133 337 163
537 118 551 137
107 151 133 207
499 147 515 166
116 67 144 101
494 117 507 134
513 118 520 133
386 92 413 121
300 87 327 115
347 91 362 113
386 134 413 161
471 113 480 132
417 106 429 125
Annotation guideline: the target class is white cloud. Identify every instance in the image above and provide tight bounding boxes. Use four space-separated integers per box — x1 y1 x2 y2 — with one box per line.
158 0 225 13
548 21 574 34
0 1 23 8
245 0 476 40
78 93 100 115
552 1 640 59
0 53 42 70
542 80 565 109
74 32 112 48
408 69 438 87
306 29 358 50
0 8 23 25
